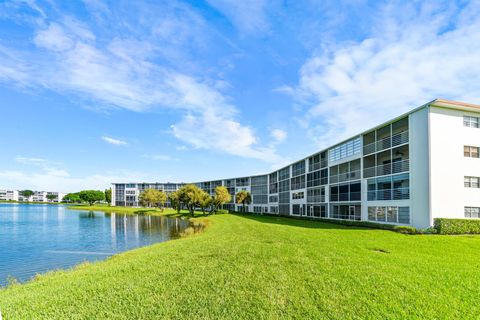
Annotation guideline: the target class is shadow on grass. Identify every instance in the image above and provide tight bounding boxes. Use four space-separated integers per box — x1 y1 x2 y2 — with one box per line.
231 213 388 231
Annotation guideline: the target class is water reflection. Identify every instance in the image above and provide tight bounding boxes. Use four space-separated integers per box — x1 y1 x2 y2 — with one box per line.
0 204 191 286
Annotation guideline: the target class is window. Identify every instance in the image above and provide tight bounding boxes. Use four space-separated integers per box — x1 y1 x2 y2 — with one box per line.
251 185 268 194
307 169 328 187
278 167 290 181
251 175 268 185
290 175 306 190
269 195 278 203
368 206 409 224
292 192 304 200
279 204 290 215
279 180 290 192
279 192 290 204
269 182 278 194
307 187 325 203
464 146 480 158
329 137 361 162
465 207 480 218
253 195 268 204
270 206 278 214
292 204 305 216
464 116 479 128
269 172 278 183
367 174 410 201
236 177 250 187
292 160 306 176
464 176 480 188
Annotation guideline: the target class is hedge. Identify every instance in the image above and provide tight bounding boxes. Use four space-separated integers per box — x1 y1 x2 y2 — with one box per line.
434 218 480 235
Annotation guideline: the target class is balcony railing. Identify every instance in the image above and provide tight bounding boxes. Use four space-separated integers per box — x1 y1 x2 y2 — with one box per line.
307 195 326 203
363 159 410 178
363 130 409 155
367 188 410 201
329 170 361 184
329 192 361 202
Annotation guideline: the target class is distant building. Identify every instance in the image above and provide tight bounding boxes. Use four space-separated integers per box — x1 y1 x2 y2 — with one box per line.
0 189 19 201
7 190 66 203
111 99 480 229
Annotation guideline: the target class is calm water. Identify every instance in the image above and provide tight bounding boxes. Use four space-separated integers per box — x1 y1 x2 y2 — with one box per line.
0 203 190 286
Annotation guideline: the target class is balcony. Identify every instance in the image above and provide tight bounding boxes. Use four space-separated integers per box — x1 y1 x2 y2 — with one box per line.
329 170 361 184
363 131 409 155
363 159 410 178
367 187 410 201
330 192 361 202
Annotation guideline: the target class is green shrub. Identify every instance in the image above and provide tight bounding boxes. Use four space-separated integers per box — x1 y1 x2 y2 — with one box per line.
393 226 418 234
434 218 480 235
215 209 229 214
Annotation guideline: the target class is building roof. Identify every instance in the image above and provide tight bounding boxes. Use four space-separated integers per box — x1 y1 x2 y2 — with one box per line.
430 98 480 111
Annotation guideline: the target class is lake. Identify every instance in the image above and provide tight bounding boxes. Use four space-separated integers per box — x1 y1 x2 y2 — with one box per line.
0 203 190 286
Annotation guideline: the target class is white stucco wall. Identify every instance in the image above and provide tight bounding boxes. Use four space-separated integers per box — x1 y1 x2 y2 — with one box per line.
409 107 431 228
429 106 480 221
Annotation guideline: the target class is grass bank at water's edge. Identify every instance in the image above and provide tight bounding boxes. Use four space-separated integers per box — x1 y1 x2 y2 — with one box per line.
1 213 480 319
68 204 187 216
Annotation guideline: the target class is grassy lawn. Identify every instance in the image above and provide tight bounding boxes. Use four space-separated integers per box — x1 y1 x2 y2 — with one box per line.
1 214 480 319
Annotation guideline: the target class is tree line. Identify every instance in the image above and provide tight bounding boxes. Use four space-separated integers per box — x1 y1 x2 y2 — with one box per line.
62 185 254 214
136 184 252 216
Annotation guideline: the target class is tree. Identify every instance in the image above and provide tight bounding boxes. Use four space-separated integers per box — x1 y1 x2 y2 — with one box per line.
169 191 181 214
63 193 81 203
139 189 167 209
178 184 202 216
105 189 112 205
78 190 105 205
212 186 231 213
46 194 57 202
197 190 212 215
21 190 34 201
235 190 251 213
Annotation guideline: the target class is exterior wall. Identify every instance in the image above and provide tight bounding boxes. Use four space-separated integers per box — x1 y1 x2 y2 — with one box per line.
0 190 19 201
429 106 480 221
409 107 431 228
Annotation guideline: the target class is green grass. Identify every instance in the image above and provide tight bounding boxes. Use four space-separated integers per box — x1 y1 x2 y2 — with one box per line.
1 214 480 319
68 204 179 216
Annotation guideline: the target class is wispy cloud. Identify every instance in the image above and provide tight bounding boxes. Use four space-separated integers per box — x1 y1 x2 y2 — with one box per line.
0 1 282 163
15 156 70 178
284 1 480 148
101 136 127 146
270 129 287 144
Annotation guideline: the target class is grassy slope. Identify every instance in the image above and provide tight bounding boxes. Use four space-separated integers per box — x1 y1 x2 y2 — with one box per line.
68 204 177 215
1 214 480 319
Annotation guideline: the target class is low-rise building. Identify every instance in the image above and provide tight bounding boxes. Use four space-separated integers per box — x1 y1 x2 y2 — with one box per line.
111 99 480 229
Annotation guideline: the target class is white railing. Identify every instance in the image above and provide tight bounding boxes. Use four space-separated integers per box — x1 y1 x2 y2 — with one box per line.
363 159 409 178
363 130 409 155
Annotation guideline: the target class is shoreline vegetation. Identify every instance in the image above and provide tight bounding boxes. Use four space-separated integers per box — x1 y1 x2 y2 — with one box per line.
1 208 480 318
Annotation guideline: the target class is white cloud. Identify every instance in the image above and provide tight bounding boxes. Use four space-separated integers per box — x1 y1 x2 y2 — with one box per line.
2 156 152 192
206 0 270 34
101 136 127 146
0 10 282 163
270 129 287 144
15 156 70 178
0 169 146 193
285 1 480 148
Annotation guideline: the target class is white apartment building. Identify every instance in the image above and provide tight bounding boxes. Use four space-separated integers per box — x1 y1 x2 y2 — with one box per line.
111 99 480 229
14 191 65 203
0 189 19 201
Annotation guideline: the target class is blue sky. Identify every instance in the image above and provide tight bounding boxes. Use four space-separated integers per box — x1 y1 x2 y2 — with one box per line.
0 0 479 192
